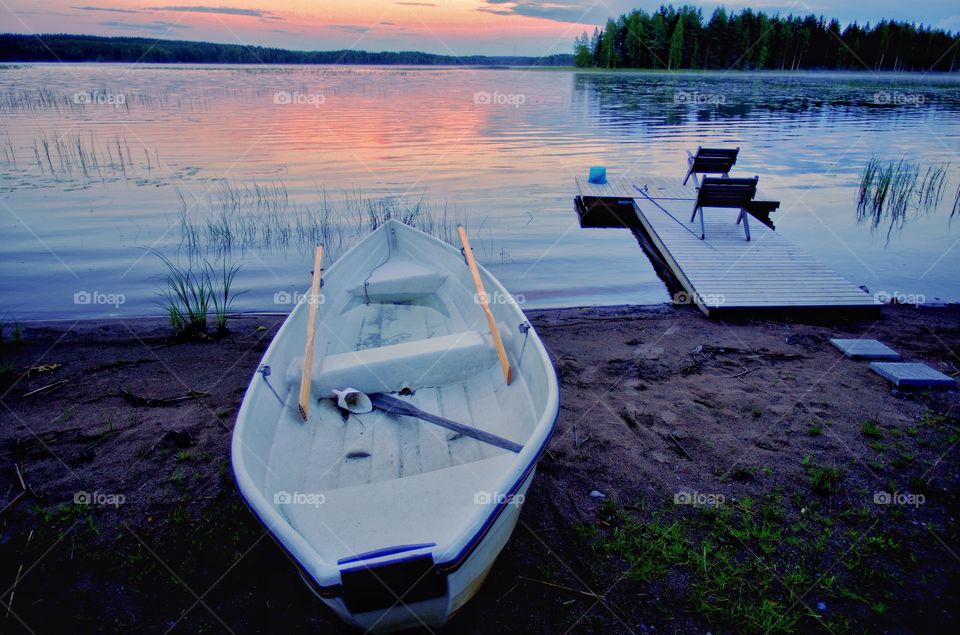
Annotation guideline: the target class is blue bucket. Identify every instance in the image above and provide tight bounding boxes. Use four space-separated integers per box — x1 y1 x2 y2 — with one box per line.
588 166 607 184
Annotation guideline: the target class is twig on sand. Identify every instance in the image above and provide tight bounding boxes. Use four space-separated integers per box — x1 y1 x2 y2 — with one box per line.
731 367 756 379
6 529 32 617
1 463 28 515
15 463 25 490
0 490 25 515
744 352 808 361
680 360 703 376
573 424 591 448
518 576 605 600
22 379 70 398
497 583 520 603
120 387 211 407
669 433 692 460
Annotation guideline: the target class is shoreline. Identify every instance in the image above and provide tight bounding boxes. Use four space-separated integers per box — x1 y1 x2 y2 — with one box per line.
12 299 959 326
1 303 958 633
6 61 960 76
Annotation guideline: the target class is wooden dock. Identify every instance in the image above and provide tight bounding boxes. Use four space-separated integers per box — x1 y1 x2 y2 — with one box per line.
575 175 878 316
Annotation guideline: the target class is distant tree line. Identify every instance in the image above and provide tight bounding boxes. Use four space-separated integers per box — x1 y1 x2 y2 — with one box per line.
0 34 573 66
573 5 959 72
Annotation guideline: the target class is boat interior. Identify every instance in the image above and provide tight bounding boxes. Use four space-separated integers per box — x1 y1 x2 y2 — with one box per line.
238 221 554 562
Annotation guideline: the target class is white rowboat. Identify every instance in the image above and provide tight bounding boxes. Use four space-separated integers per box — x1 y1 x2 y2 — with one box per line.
232 220 559 632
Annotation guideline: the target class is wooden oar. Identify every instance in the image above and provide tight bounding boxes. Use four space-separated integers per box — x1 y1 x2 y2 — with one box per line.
368 393 522 453
298 245 324 421
457 225 512 385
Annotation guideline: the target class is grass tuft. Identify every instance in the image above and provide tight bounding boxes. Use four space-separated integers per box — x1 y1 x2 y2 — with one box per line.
861 420 883 438
154 252 244 339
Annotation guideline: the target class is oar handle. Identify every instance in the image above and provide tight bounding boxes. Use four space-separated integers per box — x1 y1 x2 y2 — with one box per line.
369 393 522 453
457 226 512 385
298 246 324 421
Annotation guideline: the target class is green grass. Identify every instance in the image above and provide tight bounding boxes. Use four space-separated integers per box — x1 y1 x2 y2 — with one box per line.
725 465 758 482
808 423 823 436
2 321 25 343
802 455 843 494
0 359 16 382
584 493 890 634
862 420 883 438
169 466 185 484
595 511 687 582
809 465 843 494
891 451 915 469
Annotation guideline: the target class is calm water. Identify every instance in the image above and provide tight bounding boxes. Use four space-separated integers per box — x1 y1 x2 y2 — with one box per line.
2 64 959 319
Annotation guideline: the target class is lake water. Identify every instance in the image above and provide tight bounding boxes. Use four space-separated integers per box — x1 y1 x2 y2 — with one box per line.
2 64 959 320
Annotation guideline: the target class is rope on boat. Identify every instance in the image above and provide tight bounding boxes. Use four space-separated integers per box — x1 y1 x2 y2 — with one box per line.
363 226 394 303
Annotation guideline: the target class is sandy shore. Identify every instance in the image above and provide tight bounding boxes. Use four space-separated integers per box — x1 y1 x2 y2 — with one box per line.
1 304 958 633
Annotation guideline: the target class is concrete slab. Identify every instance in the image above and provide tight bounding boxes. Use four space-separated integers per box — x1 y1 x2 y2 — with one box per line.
869 362 956 388
831 338 902 360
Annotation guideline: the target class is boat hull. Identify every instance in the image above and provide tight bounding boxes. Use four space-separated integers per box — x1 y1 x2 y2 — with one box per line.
303 470 535 632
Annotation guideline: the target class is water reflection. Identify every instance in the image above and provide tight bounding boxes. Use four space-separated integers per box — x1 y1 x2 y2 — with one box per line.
1 65 959 318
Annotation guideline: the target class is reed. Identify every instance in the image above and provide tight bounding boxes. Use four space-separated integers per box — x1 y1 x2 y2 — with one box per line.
155 252 245 339
207 259 245 334
857 157 951 243
4 132 145 179
175 180 465 258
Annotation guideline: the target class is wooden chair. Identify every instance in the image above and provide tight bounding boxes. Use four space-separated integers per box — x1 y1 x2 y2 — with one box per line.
691 176 759 241
683 147 740 186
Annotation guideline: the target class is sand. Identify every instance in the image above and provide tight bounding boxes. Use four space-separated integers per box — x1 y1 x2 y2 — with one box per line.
0 304 957 633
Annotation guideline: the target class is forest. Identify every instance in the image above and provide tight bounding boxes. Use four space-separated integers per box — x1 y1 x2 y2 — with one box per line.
573 5 959 72
0 34 573 66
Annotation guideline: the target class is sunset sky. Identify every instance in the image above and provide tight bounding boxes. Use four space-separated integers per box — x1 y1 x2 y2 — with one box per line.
3 1 958 56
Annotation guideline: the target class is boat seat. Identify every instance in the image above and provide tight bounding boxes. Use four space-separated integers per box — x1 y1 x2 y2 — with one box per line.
290 331 498 397
347 257 447 302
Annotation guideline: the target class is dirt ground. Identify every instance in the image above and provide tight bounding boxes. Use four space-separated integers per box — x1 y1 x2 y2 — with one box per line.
0 304 958 634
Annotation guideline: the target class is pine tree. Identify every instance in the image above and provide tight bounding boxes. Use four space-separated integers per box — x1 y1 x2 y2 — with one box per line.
668 18 685 69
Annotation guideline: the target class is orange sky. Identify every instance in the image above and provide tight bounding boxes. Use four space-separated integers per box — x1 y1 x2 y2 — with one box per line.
4 1 956 56
3 0 600 56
